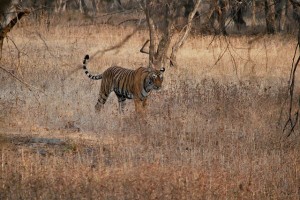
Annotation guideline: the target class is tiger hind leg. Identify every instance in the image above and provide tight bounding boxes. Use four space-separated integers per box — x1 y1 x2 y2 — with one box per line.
116 93 126 114
95 93 109 112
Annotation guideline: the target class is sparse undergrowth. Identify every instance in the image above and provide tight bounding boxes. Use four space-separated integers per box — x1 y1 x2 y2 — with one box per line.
0 24 300 199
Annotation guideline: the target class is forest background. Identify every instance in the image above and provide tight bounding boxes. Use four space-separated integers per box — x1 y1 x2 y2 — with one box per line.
1 0 300 199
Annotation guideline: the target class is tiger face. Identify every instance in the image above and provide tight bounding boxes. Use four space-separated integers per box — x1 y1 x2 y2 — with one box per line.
144 67 165 91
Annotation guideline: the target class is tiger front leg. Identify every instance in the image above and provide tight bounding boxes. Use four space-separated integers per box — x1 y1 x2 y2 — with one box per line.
142 99 148 109
134 99 148 117
134 99 148 130
134 99 145 115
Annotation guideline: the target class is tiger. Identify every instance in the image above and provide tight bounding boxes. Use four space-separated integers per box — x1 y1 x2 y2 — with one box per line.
82 55 165 114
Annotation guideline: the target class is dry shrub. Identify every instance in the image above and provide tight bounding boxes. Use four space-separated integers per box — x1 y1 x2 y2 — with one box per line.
0 24 300 199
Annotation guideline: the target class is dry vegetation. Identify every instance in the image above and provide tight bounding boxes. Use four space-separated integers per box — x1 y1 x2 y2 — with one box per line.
0 21 300 199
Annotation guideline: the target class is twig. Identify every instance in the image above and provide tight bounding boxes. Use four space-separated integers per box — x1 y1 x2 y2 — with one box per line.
66 25 141 79
0 65 45 94
140 39 150 54
91 26 140 59
6 36 22 78
118 18 144 26
223 36 239 80
214 42 229 66
34 31 74 69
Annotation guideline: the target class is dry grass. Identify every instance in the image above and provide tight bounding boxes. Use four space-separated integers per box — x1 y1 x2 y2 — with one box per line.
0 23 300 199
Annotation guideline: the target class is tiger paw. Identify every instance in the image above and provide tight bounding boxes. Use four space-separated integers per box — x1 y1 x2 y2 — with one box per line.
95 103 102 112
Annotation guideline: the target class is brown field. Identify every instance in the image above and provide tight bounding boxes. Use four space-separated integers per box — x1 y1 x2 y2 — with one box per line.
0 23 300 199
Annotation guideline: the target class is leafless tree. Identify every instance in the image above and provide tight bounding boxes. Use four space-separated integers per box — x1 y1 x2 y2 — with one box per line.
0 0 30 60
139 0 201 68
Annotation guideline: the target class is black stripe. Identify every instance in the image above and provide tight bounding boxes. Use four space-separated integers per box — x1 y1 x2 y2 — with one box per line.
120 72 128 95
122 70 131 95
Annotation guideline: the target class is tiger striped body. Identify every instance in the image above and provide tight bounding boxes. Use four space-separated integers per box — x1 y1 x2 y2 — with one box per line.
83 55 165 113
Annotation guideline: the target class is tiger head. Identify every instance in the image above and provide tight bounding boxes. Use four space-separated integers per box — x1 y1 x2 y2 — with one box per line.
144 67 165 91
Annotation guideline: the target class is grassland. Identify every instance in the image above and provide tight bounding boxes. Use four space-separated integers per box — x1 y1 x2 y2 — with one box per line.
0 22 300 199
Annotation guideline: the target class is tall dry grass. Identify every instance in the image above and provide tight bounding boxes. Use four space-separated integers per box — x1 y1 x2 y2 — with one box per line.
0 23 300 199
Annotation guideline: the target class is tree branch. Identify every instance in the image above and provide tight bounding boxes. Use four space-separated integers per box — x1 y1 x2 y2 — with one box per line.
170 0 201 67
0 65 45 94
0 9 30 60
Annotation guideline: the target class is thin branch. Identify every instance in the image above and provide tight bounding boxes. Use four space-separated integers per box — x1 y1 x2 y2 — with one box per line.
1 9 30 36
140 39 150 54
92 26 139 59
66 26 141 78
289 43 299 85
283 49 300 137
6 36 22 78
34 31 75 72
0 9 30 60
214 42 229 66
118 18 144 26
0 65 45 94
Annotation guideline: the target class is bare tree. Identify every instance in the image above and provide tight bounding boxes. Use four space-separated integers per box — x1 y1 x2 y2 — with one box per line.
139 0 201 68
0 1 30 60
142 0 176 68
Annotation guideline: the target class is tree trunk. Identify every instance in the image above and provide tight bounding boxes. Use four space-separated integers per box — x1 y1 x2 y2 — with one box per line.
170 0 201 67
154 4 175 68
252 0 256 26
218 0 227 35
0 9 30 60
277 0 287 31
265 0 276 34
144 0 157 68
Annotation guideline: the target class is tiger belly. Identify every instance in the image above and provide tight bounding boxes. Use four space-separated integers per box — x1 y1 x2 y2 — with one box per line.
114 89 133 99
